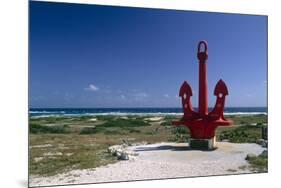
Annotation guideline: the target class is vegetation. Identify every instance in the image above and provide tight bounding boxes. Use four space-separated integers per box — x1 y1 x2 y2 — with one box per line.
30 123 70 134
29 134 117 176
101 118 149 128
169 126 190 142
29 114 267 176
225 114 267 126
217 125 262 143
79 127 98 134
246 154 268 172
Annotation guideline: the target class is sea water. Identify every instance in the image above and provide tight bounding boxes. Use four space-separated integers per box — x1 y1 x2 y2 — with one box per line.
29 107 267 118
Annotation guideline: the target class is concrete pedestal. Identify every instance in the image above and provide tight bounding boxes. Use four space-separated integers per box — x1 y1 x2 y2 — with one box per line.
189 136 217 150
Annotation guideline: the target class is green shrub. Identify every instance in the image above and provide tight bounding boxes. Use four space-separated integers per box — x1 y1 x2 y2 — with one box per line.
246 155 268 172
29 123 68 134
172 126 189 134
170 126 190 143
143 131 154 135
160 121 172 126
218 125 261 143
103 130 121 135
226 114 267 126
79 127 98 134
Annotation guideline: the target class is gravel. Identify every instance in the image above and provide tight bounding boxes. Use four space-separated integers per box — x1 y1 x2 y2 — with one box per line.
29 142 264 187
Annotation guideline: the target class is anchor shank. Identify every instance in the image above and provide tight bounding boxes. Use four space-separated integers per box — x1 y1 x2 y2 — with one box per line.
197 41 209 116
198 59 208 116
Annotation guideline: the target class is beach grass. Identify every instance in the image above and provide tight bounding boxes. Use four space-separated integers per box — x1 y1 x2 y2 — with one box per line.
246 154 268 172
29 114 267 176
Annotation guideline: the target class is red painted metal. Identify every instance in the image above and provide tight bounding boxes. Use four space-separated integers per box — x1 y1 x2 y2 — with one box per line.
172 41 233 139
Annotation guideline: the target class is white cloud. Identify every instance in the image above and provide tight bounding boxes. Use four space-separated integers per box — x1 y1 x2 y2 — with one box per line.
85 84 99 91
163 94 169 98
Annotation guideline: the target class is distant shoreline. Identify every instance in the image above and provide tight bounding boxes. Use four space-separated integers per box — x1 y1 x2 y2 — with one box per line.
29 107 267 118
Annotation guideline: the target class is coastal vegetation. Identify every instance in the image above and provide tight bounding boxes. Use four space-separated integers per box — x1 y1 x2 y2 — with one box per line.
29 114 267 176
246 153 268 172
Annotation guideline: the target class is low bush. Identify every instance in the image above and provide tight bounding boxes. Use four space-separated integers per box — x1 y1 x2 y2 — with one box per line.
160 121 172 126
101 119 149 128
218 125 261 143
30 123 68 134
246 155 268 172
170 126 190 143
79 127 98 134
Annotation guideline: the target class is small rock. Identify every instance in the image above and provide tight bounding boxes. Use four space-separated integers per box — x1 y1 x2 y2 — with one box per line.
262 140 268 148
108 145 123 155
116 149 123 155
108 144 138 160
245 153 257 160
256 139 268 148
256 139 265 145
117 151 129 160
126 151 139 156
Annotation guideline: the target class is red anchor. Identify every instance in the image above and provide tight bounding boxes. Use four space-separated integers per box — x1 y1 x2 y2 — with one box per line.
173 41 233 140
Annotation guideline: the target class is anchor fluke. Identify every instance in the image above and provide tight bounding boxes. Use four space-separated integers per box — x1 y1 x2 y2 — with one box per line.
179 81 193 97
214 79 228 96
178 81 200 121
208 79 229 121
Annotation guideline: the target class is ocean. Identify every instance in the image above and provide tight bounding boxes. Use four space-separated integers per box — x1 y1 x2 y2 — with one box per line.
29 107 267 118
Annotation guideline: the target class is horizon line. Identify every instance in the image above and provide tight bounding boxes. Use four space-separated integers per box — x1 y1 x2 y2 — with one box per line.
29 106 268 109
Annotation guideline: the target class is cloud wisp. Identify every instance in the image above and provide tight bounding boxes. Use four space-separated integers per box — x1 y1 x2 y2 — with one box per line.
85 84 99 91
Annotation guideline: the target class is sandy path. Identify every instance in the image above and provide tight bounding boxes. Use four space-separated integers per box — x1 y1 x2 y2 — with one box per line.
29 142 264 187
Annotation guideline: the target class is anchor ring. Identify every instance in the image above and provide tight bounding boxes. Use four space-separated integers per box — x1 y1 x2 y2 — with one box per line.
197 40 208 61
197 40 208 54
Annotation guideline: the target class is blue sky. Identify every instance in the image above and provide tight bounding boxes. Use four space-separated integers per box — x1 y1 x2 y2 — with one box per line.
29 1 267 108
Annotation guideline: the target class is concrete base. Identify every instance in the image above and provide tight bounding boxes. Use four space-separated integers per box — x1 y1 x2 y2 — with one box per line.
189 136 217 150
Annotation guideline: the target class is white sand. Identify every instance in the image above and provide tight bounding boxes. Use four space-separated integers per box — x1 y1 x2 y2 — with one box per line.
29 142 264 187
145 117 164 122
88 118 97 122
